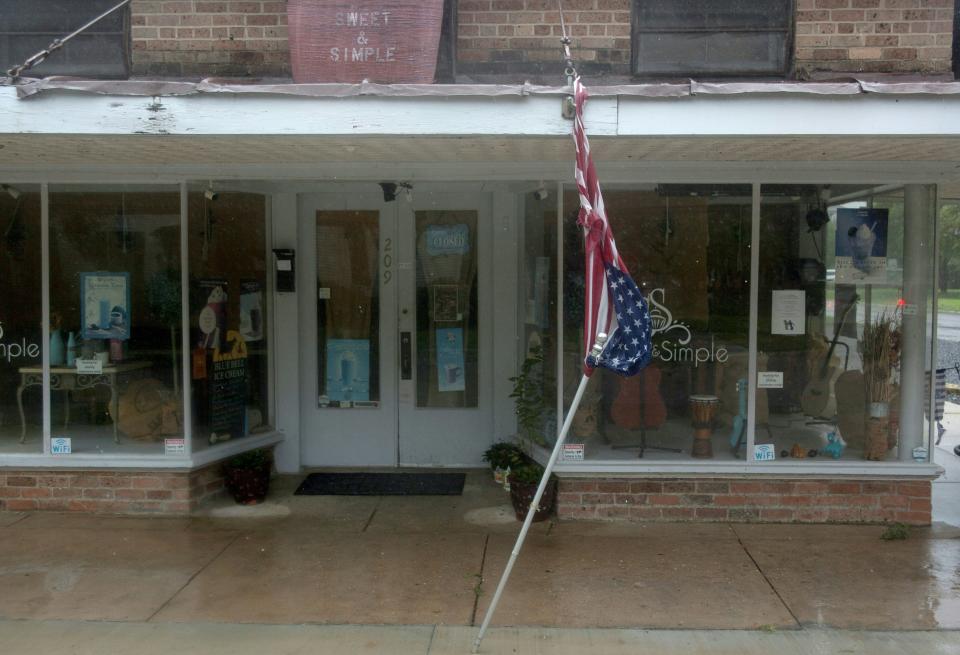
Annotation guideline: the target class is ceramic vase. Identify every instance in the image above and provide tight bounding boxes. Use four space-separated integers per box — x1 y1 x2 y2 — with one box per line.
66 332 76 367
49 329 65 366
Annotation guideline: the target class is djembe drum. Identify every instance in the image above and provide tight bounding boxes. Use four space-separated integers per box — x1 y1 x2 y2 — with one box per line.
689 394 719 458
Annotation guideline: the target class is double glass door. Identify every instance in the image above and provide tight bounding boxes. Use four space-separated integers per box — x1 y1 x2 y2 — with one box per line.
299 191 492 467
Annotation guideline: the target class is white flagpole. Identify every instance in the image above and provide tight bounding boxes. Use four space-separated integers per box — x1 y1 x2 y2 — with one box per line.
471 334 606 654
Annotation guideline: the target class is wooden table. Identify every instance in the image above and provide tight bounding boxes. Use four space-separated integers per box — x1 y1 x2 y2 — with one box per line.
17 362 151 443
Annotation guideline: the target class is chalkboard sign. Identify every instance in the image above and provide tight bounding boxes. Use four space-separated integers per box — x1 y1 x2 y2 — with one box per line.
209 330 248 440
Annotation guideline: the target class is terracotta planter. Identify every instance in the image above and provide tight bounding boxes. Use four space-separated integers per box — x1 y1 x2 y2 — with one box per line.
287 0 445 83
508 476 557 522
224 463 271 505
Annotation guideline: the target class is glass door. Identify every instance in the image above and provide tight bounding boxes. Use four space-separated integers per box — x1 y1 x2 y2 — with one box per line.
299 193 398 467
397 193 493 466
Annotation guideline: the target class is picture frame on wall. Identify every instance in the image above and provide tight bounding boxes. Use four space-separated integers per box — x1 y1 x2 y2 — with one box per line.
81 272 131 340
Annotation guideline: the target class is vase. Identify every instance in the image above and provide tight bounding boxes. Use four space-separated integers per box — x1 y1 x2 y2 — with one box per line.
864 417 889 461
49 329 65 366
66 332 76 367
287 0 445 83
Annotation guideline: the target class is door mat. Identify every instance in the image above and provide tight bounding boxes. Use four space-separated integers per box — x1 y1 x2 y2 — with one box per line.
294 472 466 496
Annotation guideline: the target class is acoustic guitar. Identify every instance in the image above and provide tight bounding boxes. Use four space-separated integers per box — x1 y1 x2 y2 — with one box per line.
800 297 858 419
610 365 667 430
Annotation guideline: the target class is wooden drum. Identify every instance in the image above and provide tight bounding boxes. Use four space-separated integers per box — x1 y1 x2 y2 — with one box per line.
689 394 719 459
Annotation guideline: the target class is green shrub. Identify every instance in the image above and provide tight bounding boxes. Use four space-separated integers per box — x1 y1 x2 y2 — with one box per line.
482 441 526 470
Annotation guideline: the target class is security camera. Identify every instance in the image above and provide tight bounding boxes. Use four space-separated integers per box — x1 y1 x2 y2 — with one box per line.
535 187 549 201
204 188 218 201
2 184 20 200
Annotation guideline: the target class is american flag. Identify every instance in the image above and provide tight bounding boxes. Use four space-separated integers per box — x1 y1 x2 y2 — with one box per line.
572 77 653 377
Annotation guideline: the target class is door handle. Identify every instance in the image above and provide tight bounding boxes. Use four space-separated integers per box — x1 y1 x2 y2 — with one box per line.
400 331 412 380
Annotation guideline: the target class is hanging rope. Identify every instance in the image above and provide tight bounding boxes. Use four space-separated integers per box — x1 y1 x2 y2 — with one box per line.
557 0 577 85
6 0 132 80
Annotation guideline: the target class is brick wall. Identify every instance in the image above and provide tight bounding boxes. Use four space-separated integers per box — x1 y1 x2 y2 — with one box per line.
127 0 955 80
131 0 291 77
558 478 932 525
795 0 955 76
457 0 632 79
0 465 225 514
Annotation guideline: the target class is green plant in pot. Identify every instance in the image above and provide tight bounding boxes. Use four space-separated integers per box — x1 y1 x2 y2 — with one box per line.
507 461 557 522
482 441 525 487
223 449 272 505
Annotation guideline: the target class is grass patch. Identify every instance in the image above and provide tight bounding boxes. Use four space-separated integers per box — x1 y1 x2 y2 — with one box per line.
881 522 910 541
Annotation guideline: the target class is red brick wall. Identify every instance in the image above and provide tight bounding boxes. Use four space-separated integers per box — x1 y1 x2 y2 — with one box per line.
558 478 933 525
795 0 955 76
128 0 955 80
0 465 225 514
131 0 291 77
457 0 632 79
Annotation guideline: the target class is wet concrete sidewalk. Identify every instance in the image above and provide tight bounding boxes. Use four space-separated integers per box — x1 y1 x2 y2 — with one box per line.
1 471 959 652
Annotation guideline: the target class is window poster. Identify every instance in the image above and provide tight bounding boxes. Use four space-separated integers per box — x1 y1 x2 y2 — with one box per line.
433 285 460 322
436 327 465 392
197 279 228 350
325 338 370 402
210 330 248 440
771 290 805 335
835 207 888 285
239 280 264 342
81 272 130 340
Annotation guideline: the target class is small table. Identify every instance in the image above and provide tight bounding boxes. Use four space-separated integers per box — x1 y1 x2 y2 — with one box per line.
17 361 151 444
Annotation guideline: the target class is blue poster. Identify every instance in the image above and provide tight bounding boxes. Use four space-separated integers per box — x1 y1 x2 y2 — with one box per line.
325 339 370 402
436 327 465 392
835 207 888 285
425 224 470 256
81 272 131 340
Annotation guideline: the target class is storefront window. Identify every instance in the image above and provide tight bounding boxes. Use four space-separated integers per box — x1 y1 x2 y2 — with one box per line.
519 187 559 447
757 184 936 464
0 185 42 453
561 185 753 461
48 186 182 455
189 190 271 451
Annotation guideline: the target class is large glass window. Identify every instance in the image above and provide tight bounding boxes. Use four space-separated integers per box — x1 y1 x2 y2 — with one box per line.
189 189 271 451
560 185 753 462
48 186 181 455
518 186 559 448
757 184 936 464
0 185 42 453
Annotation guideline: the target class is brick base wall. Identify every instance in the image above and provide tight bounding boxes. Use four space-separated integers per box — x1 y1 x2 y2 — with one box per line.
558 478 933 525
0 465 225 514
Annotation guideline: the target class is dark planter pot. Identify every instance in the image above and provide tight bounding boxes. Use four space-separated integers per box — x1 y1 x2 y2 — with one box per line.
224 463 271 505
508 476 557 522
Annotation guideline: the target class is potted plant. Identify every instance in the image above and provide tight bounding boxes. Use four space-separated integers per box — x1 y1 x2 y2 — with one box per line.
507 461 557 522
482 441 525 487
860 311 900 460
223 449 272 505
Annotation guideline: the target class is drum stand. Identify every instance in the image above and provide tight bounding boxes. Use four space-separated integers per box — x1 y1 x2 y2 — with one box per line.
610 369 682 458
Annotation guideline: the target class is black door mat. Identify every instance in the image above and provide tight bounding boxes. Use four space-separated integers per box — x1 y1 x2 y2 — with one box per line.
294 472 466 496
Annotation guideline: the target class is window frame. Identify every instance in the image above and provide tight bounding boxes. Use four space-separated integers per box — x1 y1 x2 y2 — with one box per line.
630 0 796 78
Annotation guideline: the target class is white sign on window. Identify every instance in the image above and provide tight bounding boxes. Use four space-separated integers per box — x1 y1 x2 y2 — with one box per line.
76 358 102 374
771 290 805 335
757 371 784 389
51 437 72 455
561 444 585 462
753 444 776 461
164 438 186 455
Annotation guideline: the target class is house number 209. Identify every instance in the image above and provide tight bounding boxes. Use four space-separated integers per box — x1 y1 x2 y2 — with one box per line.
382 238 392 285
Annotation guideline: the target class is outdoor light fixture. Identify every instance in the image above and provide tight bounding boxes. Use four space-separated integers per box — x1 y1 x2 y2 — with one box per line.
379 182 413 203
2 184 21 200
